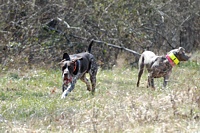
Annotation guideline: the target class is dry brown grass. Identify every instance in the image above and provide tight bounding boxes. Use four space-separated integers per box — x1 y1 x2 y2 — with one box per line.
0 52 199 132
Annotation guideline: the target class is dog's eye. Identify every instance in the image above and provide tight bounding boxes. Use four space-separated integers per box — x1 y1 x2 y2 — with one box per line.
68 66 72 71
62 65 67 71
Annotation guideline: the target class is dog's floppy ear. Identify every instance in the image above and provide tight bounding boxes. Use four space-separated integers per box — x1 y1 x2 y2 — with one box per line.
71 56 82 62
63 53 70 61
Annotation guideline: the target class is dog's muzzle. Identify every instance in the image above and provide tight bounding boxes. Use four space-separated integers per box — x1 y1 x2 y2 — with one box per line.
63 73 73 85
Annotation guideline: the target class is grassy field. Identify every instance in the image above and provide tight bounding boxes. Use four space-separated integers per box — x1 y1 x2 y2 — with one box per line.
0 55 200 132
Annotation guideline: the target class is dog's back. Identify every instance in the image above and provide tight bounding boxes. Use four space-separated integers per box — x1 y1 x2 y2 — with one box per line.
138 51 157 69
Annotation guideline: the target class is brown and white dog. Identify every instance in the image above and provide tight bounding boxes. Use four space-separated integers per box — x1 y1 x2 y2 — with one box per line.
59 41 98 98
136 47 190 89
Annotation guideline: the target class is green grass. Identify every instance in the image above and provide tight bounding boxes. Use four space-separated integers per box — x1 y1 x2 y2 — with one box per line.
0 61 200 132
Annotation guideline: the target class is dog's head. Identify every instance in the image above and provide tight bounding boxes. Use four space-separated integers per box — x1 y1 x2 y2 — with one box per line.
168 47 190 61
60 53 81 85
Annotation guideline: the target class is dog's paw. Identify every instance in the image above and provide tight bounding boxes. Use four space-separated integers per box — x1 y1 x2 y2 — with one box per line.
87 87 91 91
61 94 66 99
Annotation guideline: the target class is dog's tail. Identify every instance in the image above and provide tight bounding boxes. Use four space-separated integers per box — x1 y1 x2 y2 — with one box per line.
88 40 94 53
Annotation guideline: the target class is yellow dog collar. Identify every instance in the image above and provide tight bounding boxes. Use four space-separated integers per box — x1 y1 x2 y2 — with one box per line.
168 52 179 65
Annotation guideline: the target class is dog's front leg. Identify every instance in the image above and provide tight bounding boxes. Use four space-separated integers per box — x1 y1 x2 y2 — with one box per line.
163 70 171 88
62 84 68 92
61 80 77 99
163 77 168 88
150 78 155 89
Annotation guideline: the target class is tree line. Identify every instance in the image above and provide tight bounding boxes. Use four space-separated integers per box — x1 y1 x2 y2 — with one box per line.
0 0 199 69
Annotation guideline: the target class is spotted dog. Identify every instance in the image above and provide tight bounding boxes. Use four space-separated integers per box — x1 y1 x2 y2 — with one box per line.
136 47 190 89
60 41 98 98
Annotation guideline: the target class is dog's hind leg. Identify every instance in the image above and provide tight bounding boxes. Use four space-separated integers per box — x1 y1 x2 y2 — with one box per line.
137 56 144 87
90 73 97 94
80 74 91 91
89 58 98 94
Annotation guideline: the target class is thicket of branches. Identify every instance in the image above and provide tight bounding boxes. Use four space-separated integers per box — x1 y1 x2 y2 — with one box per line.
0 0 199 69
